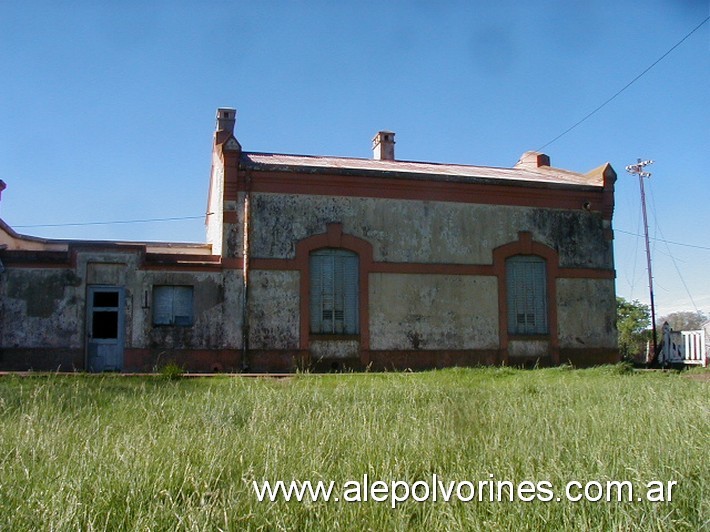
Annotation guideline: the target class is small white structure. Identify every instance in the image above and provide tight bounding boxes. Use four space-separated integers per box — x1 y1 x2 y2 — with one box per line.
658 322 708 367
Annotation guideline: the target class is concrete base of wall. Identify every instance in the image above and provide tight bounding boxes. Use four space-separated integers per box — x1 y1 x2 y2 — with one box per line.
124 349 242 373
367 350 501 371
0 347 620 373
0 348 84 371
559 348 620 368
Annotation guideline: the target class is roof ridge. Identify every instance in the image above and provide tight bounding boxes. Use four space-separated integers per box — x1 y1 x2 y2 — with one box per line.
244 151 539 172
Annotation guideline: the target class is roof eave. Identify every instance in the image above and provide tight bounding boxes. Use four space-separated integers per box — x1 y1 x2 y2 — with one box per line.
239 159 604 191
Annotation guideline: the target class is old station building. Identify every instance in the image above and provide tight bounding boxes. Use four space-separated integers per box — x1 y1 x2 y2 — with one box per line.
0 108 618 372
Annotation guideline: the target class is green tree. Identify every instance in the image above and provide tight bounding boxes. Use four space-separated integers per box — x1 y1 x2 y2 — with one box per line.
657 310 708 331
616 297 651 363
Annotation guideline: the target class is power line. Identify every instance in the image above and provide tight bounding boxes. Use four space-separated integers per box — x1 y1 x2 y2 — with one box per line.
15 214 212 229
616 228 710 251
14 214 709 251
537 15 710 151
647 181 700 313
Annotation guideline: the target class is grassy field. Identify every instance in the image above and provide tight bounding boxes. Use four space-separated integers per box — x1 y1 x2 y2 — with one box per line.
0 366 707 531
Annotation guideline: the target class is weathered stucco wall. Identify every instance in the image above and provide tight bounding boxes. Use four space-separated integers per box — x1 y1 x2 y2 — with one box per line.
508 339 549 358
310 339 359 360
248 270 299 349
0 247 242 370
249 192 612 269
139 270 232 351
369 273 499 350
206 161 225 256
556 278 617 349
1 268 83 348
222 198 243 260
0 182 616 371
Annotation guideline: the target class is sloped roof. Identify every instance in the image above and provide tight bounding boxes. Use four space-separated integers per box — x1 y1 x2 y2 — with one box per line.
0 217 212 254
240 152 606 188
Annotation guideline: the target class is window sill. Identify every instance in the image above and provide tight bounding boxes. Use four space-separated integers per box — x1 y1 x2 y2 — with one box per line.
309 334 360 341
508 334 550 341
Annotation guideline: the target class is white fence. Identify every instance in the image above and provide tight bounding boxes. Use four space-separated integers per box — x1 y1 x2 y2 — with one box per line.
659 323 707 367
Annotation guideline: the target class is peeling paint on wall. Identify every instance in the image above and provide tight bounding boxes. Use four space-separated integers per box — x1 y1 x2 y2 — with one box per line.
529 210 612 269
557 278 617 349
369 274 499 350
250 193 612 268
248 270 300 349
2 269 82 348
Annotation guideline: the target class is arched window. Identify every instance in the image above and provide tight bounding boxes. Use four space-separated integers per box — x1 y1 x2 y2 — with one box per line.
309 249 359 335
506 255 548 335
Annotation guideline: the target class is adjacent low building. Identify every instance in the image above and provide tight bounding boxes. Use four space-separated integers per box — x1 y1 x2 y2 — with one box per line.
0 108 618 372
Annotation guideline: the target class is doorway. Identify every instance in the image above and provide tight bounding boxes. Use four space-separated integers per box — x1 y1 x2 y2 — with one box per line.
87 286 125 372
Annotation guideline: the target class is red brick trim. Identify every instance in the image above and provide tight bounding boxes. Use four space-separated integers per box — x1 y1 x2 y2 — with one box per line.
221 258 244 269
251 256 612 279
0 261 70 269
140 264 224 272
251 258 299 271
0 250 71 268
558 267 615 279
294 224 373 361
223 210 238 224
221 151 240 200
228 169 611 219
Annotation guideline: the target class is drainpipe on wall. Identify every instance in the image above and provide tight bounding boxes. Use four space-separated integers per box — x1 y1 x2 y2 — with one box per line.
241 172 252 371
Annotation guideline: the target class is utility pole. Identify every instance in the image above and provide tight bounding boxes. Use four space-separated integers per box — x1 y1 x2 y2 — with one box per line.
625 159 659 366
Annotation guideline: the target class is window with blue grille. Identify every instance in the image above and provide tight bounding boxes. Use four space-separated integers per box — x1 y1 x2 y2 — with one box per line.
506 255 548 335
310 249 359 334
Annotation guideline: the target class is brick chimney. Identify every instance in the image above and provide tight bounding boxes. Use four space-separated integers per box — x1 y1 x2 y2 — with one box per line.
515 151 551 168
372 131 395 161
216 108 236 134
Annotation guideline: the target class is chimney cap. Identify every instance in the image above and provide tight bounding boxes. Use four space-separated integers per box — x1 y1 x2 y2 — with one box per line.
217 107 236 118
216 107 236 134
372 130 395 143
372 131 396 161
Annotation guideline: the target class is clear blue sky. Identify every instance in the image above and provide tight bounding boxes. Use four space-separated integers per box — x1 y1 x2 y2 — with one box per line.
1 1 708 319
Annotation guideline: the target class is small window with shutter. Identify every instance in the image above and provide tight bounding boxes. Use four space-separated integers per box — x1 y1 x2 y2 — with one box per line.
153 286 194 326
506 255 548 335
310 249 359 335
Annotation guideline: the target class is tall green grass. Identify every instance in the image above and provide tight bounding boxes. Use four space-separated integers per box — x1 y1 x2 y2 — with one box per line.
0 366 707 530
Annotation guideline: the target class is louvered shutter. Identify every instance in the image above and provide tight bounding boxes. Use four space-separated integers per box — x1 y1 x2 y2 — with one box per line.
153 286 173 325
342 253 359 334
310 249 359 334
153 286 194 326
173 287 194 326
333 254 345 333
321 255 335 332
506 256 547 335
310 254 325 332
